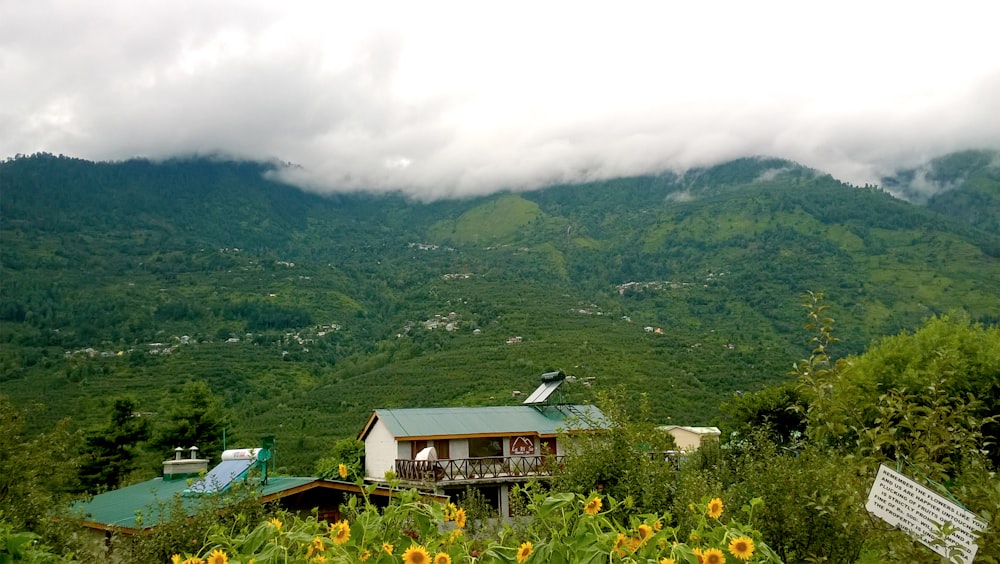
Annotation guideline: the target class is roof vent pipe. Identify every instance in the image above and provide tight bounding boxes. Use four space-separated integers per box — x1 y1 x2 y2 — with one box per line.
174 447 184 460
189 446 199 460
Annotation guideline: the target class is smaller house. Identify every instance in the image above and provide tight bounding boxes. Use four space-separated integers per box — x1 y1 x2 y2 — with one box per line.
73 440 442 559
659 425 721 450
75 462 349 534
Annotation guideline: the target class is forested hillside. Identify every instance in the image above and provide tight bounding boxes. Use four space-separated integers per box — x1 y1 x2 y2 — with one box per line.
884 149 1000 235
2 152 1000 474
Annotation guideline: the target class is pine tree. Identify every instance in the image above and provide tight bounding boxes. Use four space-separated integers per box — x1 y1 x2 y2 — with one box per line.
149 381 230 462
77 398 150 493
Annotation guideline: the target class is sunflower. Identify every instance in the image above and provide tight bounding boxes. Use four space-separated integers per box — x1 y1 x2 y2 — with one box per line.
516 541 533 563
583 496 603 515
653 519 663 532
707 498 724 519
433 553 451 564
306 536 326 558
181 559 205 564
728 536 754 561
637 523 653 543
660 559 676 564
613 532 629 557
382 543 395 555
171 555 182 564
454 507 467 528
329 520 351 545
403 545 430 564
338 463 348 479
703 548 726 564
691 548 705 564
613 533 627 550
358 551 371 562
205 550 228 564
268 518 283 530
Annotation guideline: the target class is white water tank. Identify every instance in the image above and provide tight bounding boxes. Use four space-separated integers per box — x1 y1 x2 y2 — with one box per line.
221 448 259 461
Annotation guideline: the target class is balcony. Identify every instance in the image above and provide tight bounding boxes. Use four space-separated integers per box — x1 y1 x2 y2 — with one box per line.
394 455 564 483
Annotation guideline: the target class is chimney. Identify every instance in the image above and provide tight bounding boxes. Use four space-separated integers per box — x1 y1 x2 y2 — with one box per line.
163 446 209 481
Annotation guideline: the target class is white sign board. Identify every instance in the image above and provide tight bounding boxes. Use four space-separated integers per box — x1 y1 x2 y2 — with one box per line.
866 464 987 564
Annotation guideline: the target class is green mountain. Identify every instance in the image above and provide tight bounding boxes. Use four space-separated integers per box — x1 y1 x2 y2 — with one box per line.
3 152 999 473
883 149 1000 234
924 150 1000 235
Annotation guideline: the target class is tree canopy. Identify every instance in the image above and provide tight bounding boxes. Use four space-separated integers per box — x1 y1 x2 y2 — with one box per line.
77 397 151 493
150 380 230 462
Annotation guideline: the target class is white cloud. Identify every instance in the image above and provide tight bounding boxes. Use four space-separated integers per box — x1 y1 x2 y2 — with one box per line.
665 190 696 204
2 0 999 199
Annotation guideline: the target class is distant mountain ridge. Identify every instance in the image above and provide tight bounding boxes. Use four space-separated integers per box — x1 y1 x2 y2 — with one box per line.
881 149 1000 234
2 151 999 473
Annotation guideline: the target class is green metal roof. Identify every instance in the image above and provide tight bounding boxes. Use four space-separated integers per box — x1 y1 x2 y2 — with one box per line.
73 475 321 531
367 404 607 439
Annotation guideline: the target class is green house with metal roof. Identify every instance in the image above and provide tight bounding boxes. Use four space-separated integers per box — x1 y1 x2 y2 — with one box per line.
359 373 607 517
74 468 343 535
72 442 434 549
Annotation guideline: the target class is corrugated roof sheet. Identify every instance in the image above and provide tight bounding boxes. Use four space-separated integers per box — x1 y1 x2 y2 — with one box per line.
369 404 607 439
74 475 319 530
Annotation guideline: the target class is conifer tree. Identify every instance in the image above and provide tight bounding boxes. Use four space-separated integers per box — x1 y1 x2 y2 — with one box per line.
77 397 150 493
150 381 230 462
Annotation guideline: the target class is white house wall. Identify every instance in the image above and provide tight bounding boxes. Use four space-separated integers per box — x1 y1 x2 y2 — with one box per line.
450 439 469 459
364 419 398 479
671 430 700 450
554 436 573 456
668 429 720 451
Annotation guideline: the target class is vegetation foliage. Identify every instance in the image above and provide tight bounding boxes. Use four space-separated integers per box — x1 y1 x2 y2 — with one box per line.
3 153 999 475
0 302 997 562
1 153 998 562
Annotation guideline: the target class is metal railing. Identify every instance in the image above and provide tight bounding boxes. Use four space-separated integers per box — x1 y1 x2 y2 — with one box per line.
394 455 563 482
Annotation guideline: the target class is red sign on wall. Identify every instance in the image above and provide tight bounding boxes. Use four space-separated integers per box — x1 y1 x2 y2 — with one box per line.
510 436 535 455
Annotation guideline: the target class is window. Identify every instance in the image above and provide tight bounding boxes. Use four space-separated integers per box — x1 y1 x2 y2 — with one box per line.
468 437 503 458
411 440 450 459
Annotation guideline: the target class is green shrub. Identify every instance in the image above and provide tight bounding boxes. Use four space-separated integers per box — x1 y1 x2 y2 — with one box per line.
167 485 781 563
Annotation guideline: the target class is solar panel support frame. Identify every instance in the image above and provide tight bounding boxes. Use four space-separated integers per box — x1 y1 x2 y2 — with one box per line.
523 371 566 405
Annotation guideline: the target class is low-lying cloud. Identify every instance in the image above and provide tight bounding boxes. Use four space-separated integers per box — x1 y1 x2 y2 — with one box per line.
2 1 999 200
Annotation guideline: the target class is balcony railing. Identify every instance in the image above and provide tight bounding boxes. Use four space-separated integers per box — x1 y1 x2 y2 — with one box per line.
394 455 563 482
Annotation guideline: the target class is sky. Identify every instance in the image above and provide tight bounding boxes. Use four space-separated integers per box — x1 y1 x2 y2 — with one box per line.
2 1 999 200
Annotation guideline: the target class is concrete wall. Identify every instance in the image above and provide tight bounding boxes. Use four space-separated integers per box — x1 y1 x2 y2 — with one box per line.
364 419 398 479
668 428 719 450
450 438 469 459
